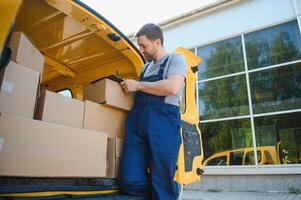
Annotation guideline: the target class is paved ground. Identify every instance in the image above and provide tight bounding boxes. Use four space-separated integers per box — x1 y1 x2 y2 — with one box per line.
181 190 301 200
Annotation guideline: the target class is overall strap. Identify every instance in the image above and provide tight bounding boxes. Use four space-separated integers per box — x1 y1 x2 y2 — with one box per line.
140 63 151 81
157 55 169 79
140 55 170 81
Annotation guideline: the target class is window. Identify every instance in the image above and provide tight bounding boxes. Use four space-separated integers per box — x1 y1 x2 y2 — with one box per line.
198 75 249 120
200 118 253 165
196 20 301 167
254 112 301 165
245 151 257 165
230 151 244 165
206 156 227 166
197 36 244 80
249 63 301 114
245 20 301 69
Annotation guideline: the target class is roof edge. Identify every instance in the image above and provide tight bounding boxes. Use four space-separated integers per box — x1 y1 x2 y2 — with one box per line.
160 0 240 29
128 0 240 39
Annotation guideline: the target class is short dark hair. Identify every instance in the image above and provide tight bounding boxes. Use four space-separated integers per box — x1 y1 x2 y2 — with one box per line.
135 23 164 45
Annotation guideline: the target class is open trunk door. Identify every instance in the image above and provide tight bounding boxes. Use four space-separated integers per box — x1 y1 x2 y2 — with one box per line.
174 47 204 185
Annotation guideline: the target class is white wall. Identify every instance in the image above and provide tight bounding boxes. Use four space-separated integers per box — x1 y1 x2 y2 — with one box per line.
163 0 298 52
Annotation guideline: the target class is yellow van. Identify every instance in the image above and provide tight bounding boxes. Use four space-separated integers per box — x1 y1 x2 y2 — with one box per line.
203 145 282 166
0 0 204 198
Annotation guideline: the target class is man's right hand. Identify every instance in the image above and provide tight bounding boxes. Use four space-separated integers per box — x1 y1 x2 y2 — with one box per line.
121 79 141 93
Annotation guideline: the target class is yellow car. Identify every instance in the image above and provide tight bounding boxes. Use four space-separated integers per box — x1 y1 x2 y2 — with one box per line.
203 145 282 166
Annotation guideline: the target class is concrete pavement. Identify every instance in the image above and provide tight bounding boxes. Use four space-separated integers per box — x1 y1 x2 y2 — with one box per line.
181 190 301 200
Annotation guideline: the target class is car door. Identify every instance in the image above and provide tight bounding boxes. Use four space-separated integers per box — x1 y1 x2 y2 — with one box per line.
173 47 204 185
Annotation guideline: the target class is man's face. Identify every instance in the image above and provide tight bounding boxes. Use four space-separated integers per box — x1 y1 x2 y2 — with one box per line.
137 35 160 62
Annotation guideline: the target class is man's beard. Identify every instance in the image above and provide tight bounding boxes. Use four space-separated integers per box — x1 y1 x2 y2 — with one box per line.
144 54 154 62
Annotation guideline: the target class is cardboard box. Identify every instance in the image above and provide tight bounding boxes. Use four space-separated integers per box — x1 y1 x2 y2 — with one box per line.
9 32 44 74
84 78 134 111
115 138 123 158
107 138 123 178
0 114 107 177
108 138 123 159
36 90 84 128
115 158 120 178
106 158 120 179
84 100 126 138
0 61 40 118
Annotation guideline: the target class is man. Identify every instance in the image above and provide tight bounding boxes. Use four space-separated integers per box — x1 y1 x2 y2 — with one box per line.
119 23 187 200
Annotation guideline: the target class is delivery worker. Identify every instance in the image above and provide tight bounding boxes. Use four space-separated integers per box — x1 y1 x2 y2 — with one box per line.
119 23 187 200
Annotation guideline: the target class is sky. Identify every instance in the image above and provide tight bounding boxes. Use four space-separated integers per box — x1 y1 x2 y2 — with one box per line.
80 0 218 35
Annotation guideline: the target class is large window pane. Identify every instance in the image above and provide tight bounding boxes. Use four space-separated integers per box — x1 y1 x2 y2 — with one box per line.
197 36 244 80
245 20 301 69
199 75 249 120
201 119 253 166
254 112 301 165
250 63 301 114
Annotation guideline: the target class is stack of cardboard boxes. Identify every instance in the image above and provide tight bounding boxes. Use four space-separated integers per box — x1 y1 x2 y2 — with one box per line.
0 32 133 178
84 78 135 178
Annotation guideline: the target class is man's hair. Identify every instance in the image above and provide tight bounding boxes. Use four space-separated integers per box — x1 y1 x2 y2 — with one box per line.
135 23 164 45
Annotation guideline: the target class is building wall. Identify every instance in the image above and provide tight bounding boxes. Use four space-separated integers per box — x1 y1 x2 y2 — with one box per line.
163 0 301 180
163 0 298 52
125 0 301 192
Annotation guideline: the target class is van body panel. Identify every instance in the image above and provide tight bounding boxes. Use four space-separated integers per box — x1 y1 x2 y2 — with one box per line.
13 0 144 94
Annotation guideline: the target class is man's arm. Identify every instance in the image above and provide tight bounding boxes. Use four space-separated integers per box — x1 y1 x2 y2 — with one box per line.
121 75 185 96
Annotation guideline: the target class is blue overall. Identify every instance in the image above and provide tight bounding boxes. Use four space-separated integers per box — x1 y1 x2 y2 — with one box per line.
119 57 182 200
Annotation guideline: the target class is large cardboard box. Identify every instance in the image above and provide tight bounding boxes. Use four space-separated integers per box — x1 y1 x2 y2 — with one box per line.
115 159 120 178
108 138 123 159
107 138 123 178
36 90 84 128
84 78 134 111
84 100 126 138
115 138 123 158
9 32 44 74
107 157 120 179
0 61 40 118
0 114 107 177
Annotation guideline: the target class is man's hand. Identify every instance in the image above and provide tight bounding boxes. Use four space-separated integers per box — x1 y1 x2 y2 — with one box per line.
121 79 141 93
120 75 185 96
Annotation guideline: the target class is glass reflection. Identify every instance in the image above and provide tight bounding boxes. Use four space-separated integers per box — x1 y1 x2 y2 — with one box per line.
199 75 249 120
197 36 244 80
200 119 253 166
196 20 301 168
254 112 301 165
250 63 301 114
245 20 301 69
